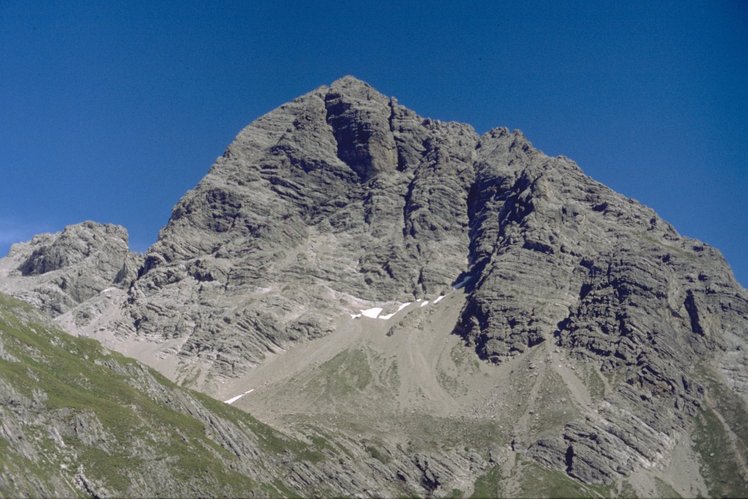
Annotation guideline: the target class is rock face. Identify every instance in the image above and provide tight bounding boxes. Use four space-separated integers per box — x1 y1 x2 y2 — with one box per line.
454 127 748 482
2 76 747 495
127 76 478 381
0 222 140 316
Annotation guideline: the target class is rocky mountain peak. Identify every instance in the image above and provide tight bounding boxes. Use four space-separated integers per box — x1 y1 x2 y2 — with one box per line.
324 75 398 181
328 74 385 97
1 77 747 495
0 221 141 315
18 221 128 276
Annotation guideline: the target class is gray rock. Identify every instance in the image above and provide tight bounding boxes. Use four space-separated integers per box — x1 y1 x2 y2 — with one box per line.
0 221 140 315
1 77 747 492
123 76 478 381
455 126 748 481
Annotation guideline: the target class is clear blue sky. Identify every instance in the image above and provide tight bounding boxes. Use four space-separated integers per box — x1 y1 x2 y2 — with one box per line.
1 1 746 286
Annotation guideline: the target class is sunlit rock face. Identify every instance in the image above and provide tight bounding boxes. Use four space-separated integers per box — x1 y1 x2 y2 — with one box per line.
127 76 480 378
0 221 140 315
2 77 747 493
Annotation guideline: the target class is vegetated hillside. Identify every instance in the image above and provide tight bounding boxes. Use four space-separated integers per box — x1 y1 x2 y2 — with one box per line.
1 76 748 497
0 293 382 497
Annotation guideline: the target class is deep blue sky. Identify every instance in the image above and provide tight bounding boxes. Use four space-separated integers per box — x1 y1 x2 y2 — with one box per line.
1 1 746 286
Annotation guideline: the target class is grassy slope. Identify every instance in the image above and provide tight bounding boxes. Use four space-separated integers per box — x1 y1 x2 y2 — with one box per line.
0 294 326 497
691 372 748 498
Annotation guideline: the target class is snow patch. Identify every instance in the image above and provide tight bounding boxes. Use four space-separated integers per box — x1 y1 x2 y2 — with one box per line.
349 300 417 322
224 389 254 405
434 295 444 304
420 301 429 307
361 307 383 319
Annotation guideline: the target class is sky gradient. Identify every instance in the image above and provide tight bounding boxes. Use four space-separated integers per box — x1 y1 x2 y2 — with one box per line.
1 1 746 285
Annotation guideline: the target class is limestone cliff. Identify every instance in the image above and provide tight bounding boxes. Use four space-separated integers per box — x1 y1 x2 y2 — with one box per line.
2 77 747 496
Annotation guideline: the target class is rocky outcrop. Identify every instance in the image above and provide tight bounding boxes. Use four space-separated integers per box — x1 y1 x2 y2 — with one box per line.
455 127 748 482
0 222 141 316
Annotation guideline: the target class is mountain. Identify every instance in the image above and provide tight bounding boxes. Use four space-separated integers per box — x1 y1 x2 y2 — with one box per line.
2 76 747 497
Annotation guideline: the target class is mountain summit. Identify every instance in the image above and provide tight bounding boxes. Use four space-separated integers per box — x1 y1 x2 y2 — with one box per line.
2 77 747 497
